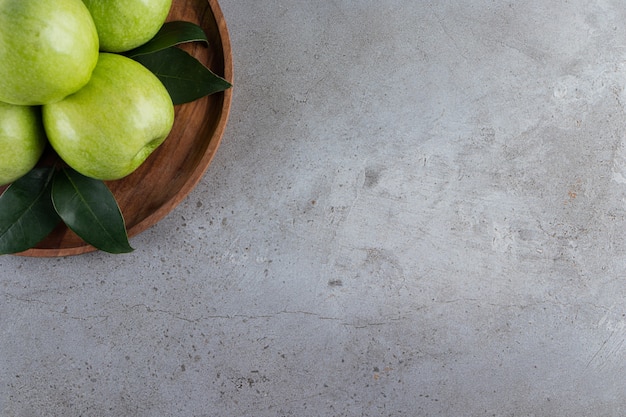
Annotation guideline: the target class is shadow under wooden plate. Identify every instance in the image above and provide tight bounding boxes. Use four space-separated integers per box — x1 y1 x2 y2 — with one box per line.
5 0 233 257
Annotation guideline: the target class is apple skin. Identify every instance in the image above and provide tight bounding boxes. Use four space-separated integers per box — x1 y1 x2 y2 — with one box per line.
0 102 47 186
42 53 175 181
0 0 99 106
82 0 173 53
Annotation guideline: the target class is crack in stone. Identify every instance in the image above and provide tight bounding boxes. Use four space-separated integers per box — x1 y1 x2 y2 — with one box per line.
125 304 406 328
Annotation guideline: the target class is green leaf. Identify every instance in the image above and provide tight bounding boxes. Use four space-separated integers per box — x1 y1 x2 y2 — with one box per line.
126 21 209 58
133 46 232 105
51 168 133 254
0 167 60 255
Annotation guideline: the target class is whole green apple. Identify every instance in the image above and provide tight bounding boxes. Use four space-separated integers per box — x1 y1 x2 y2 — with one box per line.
0 0 99 106
82 0 173 53
43 53 175 181
0 102 47 186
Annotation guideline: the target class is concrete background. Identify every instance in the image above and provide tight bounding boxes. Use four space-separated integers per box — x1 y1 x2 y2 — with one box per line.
3 0 626 415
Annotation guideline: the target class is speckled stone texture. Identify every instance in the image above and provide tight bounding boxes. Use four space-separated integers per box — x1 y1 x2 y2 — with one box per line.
3 1 626 415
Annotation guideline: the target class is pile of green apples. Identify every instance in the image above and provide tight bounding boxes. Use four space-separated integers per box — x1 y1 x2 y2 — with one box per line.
0 0 177 185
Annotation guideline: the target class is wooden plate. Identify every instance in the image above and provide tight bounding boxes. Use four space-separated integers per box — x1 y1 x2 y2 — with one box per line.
6 0 233 257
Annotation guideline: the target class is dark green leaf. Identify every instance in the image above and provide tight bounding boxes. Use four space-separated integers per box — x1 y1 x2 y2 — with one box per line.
51 168 133 254
126 21 208 58
0 167 60 255
133 46 232 105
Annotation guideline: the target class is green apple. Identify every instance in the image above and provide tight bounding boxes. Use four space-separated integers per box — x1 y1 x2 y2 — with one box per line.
82 0 173 53
0 102 47 186
42 53 174 181
0 0 99 106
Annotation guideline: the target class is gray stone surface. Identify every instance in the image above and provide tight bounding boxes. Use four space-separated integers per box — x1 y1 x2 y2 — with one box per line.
3 0 626 415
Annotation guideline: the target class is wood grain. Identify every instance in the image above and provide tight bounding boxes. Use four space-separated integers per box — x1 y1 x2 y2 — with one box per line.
7 0 233 257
